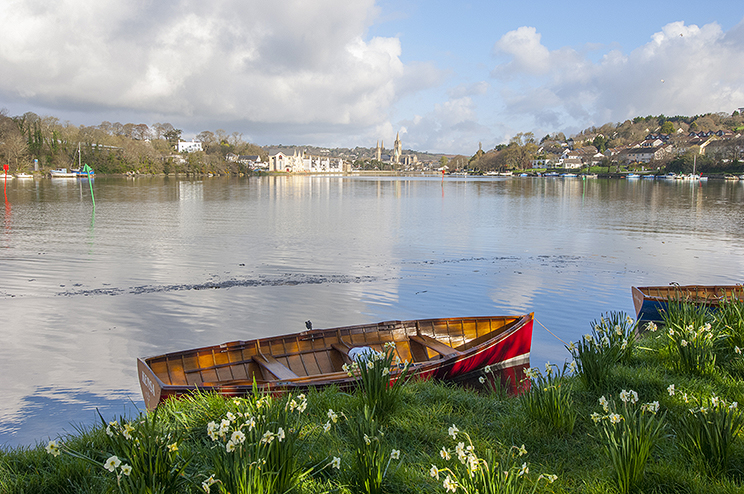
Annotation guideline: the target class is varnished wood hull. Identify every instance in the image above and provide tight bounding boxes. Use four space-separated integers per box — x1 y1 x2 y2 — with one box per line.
138 313 534 410
632 285 744 323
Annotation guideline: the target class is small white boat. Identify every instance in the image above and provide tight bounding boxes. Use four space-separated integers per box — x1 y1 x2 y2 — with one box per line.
15 173 34 179
50 168 77 178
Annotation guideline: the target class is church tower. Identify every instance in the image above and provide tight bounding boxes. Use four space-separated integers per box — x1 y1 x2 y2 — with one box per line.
393 132 402 164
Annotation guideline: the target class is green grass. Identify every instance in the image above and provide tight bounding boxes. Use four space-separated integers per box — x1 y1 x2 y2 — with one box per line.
4 321 744 493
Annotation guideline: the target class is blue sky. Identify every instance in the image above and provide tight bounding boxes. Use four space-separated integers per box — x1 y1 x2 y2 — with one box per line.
1 0 743 154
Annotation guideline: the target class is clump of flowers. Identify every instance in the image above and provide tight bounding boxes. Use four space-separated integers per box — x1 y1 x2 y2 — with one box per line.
567 312 636 390
203 391 309 494
432 425 556 493
45 409 192 494
343 405 403 494
348 341 411 423
660 300 723 375
667 384 744 476
665 321 724 375
592 390 666 494
520 362 577 434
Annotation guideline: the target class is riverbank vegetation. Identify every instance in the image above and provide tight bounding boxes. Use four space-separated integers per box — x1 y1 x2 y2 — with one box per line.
0 110 266 176
3 108 744 178
3 302 744 493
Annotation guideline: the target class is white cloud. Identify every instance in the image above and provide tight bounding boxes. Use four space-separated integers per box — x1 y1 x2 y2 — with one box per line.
491 18 744 131
398 95 490 153
492 27 551 77
0 0 437 133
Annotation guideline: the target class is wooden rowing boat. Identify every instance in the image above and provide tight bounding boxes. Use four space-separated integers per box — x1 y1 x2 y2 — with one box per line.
631 285 744 323
138 313 534 410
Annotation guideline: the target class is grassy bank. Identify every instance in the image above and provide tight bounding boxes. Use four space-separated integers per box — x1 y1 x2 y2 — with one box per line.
3 306 744 493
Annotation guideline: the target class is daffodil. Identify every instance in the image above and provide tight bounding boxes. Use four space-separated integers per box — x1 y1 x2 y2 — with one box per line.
122 423 135 440
331 456 341 469
168 442 179 452
120 464 132 476
430 464 440 479
599 395 609 412
230 431 245 444
448 424 459 439
202 474 218 492
443 474 457 492
45 440 61 457
391 449 400 459
104 455 121 472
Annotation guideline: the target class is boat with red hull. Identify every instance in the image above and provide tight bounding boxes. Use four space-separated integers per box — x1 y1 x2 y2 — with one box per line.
138 313 534 410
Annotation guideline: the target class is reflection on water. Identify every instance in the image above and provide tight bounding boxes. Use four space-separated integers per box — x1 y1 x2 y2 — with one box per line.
1 175 744 448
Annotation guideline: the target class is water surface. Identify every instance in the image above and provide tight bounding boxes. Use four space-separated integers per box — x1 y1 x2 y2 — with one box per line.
2 175 743 447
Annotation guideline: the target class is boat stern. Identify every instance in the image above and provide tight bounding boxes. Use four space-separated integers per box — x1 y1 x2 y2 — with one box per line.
137 358 164 411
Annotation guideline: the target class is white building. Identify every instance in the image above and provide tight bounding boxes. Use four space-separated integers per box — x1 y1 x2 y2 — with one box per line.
177 140 203 153
268 150 343 173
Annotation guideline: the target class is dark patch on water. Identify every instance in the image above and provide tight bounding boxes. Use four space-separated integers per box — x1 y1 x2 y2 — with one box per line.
56 274 378 297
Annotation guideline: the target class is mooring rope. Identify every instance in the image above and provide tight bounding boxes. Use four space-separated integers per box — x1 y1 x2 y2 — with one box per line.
536 318 567 346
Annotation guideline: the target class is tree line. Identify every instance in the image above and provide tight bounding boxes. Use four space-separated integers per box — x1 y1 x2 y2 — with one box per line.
0 110 267 175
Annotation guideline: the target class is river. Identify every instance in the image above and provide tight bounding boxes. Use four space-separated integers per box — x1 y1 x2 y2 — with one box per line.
1 174 743 448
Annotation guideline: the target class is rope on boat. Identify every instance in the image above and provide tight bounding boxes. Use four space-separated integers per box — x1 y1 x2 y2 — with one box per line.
536 318 567 346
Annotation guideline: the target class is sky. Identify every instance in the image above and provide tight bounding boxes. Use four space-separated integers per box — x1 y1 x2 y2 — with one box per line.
1 0 743 155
